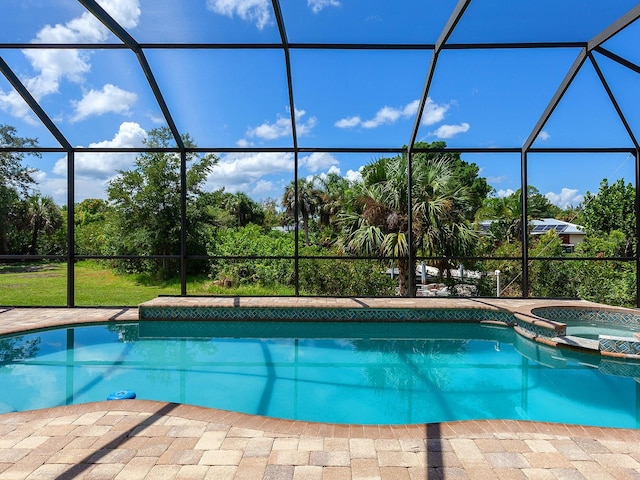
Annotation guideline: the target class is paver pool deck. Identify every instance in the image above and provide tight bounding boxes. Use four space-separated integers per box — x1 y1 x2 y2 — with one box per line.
0 299 639 479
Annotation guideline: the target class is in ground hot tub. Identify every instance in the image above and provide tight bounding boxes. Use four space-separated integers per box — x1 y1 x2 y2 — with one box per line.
564 324 636 340
531 306 640 356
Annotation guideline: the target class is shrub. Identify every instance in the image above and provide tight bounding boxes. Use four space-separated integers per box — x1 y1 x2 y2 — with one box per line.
208 224 294 286
298 247 396 296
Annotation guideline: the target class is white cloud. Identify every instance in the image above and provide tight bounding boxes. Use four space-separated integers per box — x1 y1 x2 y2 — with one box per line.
206 0 272 29
429 122 470 139
249 117 290 140
0 91 38 125
0 0 141 123
545 188 583 209
251 179 274 196
402 99 419 117
206 151 294 193
148 112 166 125
295 109 317 136
247 108 316 140
32 171 68 205
85 120 147 149
334 116 361 128
345 167 363 183
98 0 142 29
52 121 147 179
301 152 339 172
23 49 92 96
205 151 349 200
0 39 96 121
31 14 105 44
40 121 147 203
335 98 449 129
71 84 137 122
206 0 337 27
362 106 403 128
308 0 340 13
422 97 449 126
335 103 405 129
537 130 550 141
496 189 515 198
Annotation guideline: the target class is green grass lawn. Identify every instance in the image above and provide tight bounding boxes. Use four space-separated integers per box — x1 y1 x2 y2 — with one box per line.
0 261 294 306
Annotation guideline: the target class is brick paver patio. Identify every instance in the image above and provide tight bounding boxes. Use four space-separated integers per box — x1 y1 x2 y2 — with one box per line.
0 401 639 479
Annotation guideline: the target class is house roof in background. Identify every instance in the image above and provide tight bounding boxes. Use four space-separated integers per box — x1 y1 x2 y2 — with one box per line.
530 218 585 235
478 218 585 235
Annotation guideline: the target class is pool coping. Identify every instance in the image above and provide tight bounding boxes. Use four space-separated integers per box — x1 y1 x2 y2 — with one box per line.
3 398 637 440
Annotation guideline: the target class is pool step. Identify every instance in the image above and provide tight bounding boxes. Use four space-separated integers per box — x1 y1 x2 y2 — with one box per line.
553 335 599 351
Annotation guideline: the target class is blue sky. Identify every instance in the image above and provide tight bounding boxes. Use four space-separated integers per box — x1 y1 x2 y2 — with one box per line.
1 0 639 210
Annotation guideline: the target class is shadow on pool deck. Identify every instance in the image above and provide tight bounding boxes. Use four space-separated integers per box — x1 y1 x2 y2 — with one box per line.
60 402 182 479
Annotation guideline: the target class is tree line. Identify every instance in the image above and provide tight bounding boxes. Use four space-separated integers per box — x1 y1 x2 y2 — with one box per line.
1 124 636 305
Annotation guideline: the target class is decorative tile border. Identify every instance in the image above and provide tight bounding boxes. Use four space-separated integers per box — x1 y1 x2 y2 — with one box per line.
513 315 565 338
599 335 640 356
138 305 516 324
532 307 640 330
137 318 519 340
598 357 640 377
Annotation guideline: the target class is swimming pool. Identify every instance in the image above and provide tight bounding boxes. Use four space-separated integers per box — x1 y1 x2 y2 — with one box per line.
0 321 638 428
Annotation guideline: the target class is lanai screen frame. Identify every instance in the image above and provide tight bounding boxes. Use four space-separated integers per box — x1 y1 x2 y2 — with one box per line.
0 0 639 306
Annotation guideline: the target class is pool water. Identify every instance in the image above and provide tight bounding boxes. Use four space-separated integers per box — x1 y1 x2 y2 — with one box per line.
565 323 638 340
0 321 638 428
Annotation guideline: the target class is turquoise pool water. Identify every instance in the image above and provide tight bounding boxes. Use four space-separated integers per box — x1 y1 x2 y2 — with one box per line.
0 321 638 428
566 323 638 340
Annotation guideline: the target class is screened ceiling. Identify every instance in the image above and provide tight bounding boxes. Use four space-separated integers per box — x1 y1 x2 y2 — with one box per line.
1 1 639 161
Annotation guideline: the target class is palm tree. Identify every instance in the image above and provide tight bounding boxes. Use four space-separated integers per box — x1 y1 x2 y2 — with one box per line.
477 195 522 246
316 172 350 228
223 192 264 227
338 153 477 296
282 178 322 245
23 195 62 255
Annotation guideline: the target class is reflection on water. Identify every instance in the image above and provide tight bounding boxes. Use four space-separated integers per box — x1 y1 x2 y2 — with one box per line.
0 335 40 364
0 321 638 428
